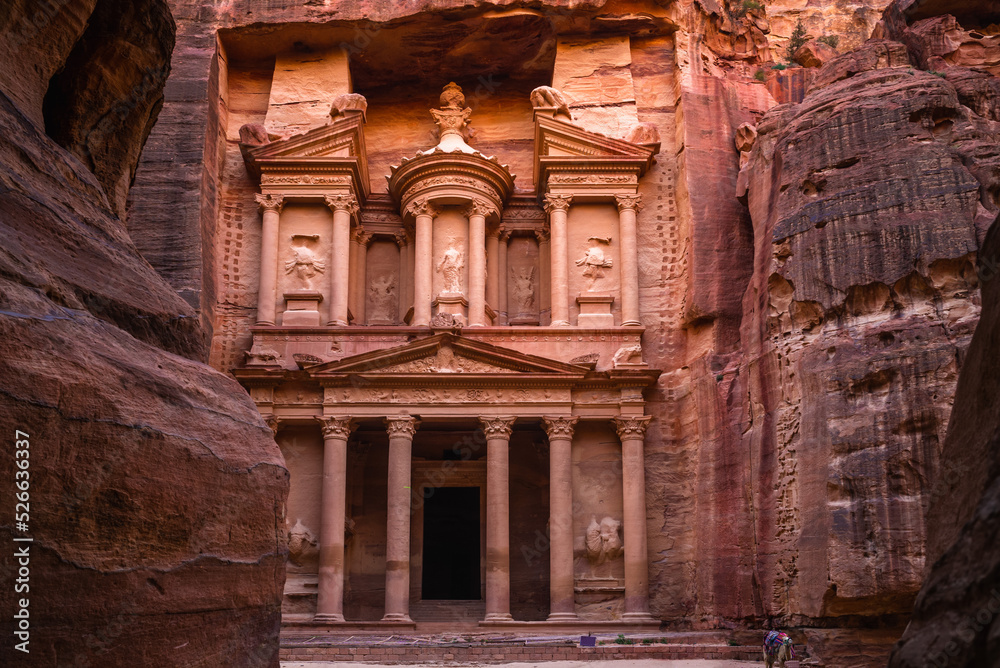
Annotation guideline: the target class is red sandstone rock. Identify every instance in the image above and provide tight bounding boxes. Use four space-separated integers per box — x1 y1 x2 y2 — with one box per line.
0 1 287 665
792 40 839 67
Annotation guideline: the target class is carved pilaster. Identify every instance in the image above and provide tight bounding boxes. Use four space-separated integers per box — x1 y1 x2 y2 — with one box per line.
542 416 579 441
480 416 516 439
615 194 643 213
543 193 573 214
385 415 419 439
325 194 360 216
316 416 354 441
255 193 286 213
613 415 651 440
534 226 551 243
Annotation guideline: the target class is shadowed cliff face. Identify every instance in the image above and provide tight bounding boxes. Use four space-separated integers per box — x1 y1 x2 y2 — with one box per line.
0 1 288 665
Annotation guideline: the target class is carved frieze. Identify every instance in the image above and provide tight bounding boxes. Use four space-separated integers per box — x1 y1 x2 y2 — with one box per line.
550 174 637 185
261 175 350 186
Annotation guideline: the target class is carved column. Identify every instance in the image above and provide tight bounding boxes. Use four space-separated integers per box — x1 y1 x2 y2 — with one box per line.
383 415 418 622
543 416 579 621
486 227 500 322
482 416 517 621
409 198 435 327
467 199 491 327
352 227 371 325
543 194 572 326
614 415 654 620
315 416 354 622
395 231 410 323
255 194 285 325
325 195 358 326
615 194 643 327
536 227 551 326
497 229 510 326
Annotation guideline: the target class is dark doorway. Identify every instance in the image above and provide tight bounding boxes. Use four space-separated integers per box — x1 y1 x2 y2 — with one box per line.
422 486 481 600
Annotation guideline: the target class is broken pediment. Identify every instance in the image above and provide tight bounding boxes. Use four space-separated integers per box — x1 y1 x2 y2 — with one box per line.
306 333 589 378
533 113 659 189
240 111 370 198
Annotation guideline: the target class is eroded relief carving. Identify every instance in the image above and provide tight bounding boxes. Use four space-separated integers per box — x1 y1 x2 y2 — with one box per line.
285 235 325 290
246 340 282 366
369 274 397 323
530 85 573 121
576 237 613 291
586 516 624 565
612 344 645 367
379 346 511 374
437 239 465 295
510 266 536 312
430 312 465 328
287 519 319 568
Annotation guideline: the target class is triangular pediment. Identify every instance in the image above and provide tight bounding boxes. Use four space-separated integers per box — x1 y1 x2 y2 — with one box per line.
307 333 589 378
534 115 657 186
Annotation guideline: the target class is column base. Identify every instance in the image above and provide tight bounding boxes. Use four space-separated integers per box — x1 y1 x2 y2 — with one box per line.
622 319 642 326
312 613 346 623
622 612 657 622
546 612 579 622
381 613 413 623
326 319 348 327
256 320 276 326
484 613 514 622
550 320 571 327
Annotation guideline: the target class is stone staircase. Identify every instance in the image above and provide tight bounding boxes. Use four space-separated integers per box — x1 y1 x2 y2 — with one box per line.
410 599 486 623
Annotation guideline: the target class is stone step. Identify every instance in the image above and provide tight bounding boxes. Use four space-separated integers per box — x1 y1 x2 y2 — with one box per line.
410 599 486 622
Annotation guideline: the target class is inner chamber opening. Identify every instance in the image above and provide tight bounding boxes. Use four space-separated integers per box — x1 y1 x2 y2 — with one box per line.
421 486 481 600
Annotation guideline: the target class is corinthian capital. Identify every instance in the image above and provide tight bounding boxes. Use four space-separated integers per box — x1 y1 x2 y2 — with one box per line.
385 415 419 439
543 194 573 214
480 416 516 439
406 197 438 219
542 416 578 441
255 193 285 213
465 198 497 219
316 416 354 440
615 194 643 213
325 194 360 215
613 415 651 440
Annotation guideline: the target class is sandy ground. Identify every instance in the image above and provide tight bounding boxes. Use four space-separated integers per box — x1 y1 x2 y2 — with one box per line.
282 661 764 667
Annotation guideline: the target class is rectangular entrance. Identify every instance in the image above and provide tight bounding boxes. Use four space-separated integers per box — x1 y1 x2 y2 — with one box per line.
421 486 481 600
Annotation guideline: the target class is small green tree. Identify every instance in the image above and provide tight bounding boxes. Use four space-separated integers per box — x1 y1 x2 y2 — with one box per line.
817 34 840 49
754 69 767 82
786 20 808 61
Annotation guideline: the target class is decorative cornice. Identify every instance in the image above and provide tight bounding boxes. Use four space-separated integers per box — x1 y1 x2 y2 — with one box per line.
480 416 516 439
614 415 651 440
255 193 285 213
542 416 578 440
615 194 643 213
406 197 437 218
316 416 354 440
325 194 360 215
385 415 419 439
543 194 573 214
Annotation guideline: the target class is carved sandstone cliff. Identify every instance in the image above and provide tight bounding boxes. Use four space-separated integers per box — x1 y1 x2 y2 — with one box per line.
0 1 287 664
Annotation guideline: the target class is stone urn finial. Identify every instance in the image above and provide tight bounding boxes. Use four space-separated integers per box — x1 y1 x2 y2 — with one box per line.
428 82 475 153
439 81 466 109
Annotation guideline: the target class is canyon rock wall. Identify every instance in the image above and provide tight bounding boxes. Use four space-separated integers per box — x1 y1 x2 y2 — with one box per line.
0 1 288 665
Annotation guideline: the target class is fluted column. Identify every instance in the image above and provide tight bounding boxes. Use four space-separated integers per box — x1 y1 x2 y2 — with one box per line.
325 195 358 326
482 416 517 622
254 194 285 325
543 416 579 621
498 229 509 326
383 415 418 622
395 231 410 323
543 194 572 326
467 199 491 327
536 227 551 326
352 227 371 325
614 415 654 620
615 194 643 326
314 416 354 622
486 227 500 323
409 198 435 327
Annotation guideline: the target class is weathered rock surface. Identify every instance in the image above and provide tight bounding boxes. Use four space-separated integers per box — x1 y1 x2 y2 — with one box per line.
734 33 999 664
0 1 287 665
792 40 838 67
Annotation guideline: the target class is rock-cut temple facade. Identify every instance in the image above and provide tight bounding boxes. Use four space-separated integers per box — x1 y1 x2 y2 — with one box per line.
233 79 669 629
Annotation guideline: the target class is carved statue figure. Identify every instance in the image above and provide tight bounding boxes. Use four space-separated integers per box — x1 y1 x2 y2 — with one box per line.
430 312 464 329
586 516 624 565
576 237 613 290
284 239 325 290
510 266 536 311
287 519 319 567
612 344 644 367
437 241 465 294
368 273 397 322
530 85 573 121
246 340 281 366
